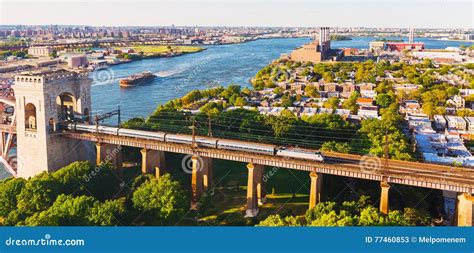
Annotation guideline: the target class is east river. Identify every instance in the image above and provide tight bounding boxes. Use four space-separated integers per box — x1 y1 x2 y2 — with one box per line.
90 36 472 120
0 37 472 179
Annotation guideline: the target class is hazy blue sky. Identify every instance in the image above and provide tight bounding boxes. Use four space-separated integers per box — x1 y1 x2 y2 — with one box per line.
1 0 473 28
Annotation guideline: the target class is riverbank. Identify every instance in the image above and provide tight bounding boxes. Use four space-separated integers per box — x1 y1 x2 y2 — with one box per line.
111 45 206 65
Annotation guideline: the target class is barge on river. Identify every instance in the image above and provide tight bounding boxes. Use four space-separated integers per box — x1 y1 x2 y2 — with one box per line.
119 71 156 88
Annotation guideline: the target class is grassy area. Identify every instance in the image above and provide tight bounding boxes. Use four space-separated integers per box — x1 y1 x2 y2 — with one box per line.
118 45 203 55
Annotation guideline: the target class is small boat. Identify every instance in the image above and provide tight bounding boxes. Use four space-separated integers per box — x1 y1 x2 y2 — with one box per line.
119 71 156 88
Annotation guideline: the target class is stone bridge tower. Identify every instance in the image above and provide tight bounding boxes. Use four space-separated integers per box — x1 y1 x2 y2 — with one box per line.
13 70 95 178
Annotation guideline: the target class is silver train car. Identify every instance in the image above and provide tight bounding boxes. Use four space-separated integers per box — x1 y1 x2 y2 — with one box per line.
276 148 325 162
217 139 276 156
67 123 325 162
164 134 218 148
119 128 166 141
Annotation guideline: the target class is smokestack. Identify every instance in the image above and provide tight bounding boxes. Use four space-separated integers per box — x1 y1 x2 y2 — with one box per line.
409 28 414 43
322 27 325 42
319 27 323 48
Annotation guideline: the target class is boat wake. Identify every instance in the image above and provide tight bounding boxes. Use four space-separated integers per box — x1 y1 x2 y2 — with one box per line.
156 67 188 77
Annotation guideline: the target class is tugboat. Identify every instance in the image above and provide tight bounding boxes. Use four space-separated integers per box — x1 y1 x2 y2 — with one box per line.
119 71 156 88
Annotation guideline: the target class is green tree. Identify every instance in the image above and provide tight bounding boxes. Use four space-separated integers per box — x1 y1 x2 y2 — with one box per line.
52 162 122 201
358 206 385 226
0 178 26 218
359 116 412 160
304 85 319 98
233 96 247 106
256 214 301 226
182 90 203 105
263 110 297 137
323 97 340 110
305 202 337 224
16 173 62 217
321 141 351 153
309 210 356 226
273 87 284 96
375 93 394 108
132 174 187 225
24 194 97 226
456 109 474 117
342 92 360 114
322 72 334 83
89 198 127 226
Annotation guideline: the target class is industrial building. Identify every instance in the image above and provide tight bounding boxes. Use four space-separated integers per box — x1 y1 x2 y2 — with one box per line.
290 27 333 63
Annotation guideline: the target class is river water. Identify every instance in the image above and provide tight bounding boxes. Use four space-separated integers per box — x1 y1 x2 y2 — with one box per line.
0 36 471 179
90 36 472 120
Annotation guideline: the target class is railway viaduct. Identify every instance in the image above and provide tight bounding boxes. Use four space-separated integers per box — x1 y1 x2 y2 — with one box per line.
1 69 473 226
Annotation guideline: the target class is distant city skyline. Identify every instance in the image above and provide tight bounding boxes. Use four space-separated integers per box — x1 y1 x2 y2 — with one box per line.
1 0 473 29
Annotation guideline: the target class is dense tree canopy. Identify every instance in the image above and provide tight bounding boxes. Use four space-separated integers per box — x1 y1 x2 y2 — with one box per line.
0 162 187 226
257 196 430 227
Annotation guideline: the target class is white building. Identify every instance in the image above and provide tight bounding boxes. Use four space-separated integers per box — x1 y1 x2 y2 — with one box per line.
445 115 467 131
464 117 474 131
407 115 431 130
434 115 447 131
28 46 54 57
299 107 318 117
357 106 379 119
412 51 466 63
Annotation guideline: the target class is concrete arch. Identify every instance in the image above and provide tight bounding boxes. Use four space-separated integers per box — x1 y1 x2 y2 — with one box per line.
25 103 36 130
56 92 77 121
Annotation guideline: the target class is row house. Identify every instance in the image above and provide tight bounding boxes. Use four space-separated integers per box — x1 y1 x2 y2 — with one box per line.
465 117 474 131
357 83 376 91
341 83 356 98
399 100 422 115
356 97 374 107
394 83 422 92
358 105 379 119
445 115 467 131
290 83 306 95
446 95 465 109
434 115 447 131
407 115 432 130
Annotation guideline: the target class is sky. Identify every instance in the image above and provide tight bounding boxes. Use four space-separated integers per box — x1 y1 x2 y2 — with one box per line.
0 0 473 28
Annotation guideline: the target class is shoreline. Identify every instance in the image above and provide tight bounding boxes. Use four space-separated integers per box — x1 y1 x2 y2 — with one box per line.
108 47 207 66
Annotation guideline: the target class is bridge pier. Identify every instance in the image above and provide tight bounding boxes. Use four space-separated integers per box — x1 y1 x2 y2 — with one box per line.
96 143 122 169
379 181 391 215
202 157 213 192
309 172 323 209
456 193 474 226
140 149 165 177
245 162 263 217
190 155 203 210
257 165 266 206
